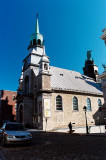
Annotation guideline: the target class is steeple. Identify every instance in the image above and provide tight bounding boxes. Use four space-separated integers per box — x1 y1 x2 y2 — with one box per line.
28 13 44 49
35 13 39 34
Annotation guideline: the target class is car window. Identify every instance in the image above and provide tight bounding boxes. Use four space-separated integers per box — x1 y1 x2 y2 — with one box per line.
5 124 25 131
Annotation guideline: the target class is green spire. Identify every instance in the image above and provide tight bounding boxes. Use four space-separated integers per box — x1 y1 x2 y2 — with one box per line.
35 13 39 33
29 13 44 48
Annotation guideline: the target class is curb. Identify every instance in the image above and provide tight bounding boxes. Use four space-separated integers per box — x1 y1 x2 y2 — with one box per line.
78 133 106 137
86 133 106 137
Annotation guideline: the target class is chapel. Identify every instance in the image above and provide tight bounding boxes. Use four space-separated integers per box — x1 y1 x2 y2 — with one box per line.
16 15 105 130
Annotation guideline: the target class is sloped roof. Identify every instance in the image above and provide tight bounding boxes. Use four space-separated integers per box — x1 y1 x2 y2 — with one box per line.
50 66 103 95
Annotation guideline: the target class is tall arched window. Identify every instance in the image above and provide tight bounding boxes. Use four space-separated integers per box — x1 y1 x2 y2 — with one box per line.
98 99 102 109
56 95 62 111
73 96 78 111
86 98 91 111
25 75 29 93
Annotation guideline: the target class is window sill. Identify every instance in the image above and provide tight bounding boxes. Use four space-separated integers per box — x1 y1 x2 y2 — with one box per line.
55 110 63 112
72 110 79 112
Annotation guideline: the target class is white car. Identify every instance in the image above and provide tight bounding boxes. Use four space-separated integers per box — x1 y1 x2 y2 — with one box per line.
0 122 32 146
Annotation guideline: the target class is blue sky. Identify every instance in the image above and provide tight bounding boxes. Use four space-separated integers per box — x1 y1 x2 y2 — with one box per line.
0 0 106 91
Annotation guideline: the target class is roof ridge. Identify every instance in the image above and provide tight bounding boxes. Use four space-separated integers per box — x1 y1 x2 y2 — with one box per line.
50 66 80 74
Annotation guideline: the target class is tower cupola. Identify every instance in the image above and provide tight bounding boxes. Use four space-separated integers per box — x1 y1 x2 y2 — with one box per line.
39 46 50 74
29 13 43 47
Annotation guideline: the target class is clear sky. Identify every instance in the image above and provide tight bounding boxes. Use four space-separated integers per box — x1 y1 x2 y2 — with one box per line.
0 0 106 91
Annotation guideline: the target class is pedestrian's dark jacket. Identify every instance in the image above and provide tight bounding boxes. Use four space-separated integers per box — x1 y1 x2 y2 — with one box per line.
68 122 72 131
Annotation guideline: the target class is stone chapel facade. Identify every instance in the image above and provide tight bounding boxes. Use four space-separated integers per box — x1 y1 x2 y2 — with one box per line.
16 15 105 130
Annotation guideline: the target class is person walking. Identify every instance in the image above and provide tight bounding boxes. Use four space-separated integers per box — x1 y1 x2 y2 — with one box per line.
68 122 72 134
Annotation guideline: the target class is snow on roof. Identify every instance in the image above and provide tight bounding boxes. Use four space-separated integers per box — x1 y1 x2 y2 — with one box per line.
50 66 103 95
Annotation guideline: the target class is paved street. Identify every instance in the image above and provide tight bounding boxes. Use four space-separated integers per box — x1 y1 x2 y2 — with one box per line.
0 132 106 160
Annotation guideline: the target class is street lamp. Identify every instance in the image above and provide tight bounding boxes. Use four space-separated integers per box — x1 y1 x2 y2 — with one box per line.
83 106 89 134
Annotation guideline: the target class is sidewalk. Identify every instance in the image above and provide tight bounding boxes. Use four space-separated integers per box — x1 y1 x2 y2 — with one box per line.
52 125 106 134
28 125 106 136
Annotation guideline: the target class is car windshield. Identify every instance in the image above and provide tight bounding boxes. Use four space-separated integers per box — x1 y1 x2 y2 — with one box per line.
5 124 25 131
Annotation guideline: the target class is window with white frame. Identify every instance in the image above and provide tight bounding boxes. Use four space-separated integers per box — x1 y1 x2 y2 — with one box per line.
73 96 78 111
56 95 62 111
86 98 91 111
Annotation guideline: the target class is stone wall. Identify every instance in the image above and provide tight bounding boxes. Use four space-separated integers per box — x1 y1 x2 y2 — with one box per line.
23 96 33 127
44 92 104 131
38 74 51 90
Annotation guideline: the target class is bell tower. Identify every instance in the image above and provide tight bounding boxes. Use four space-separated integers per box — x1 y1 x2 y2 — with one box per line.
16 14 46 128
83 51 99 81
23 13 44 73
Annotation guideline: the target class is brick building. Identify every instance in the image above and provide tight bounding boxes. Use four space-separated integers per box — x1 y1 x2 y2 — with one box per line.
0 90 17 126
16 15 105 130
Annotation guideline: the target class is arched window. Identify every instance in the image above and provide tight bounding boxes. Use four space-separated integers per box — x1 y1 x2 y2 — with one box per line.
33 39 36 45
86 98 91 111
98 99 102 109
73 96 78 111
25 76 29 93
38 39 41 45
44 64 48 70
56 95 62 111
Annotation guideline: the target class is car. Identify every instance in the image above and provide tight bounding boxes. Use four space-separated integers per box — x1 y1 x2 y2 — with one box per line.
0 122 32 146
